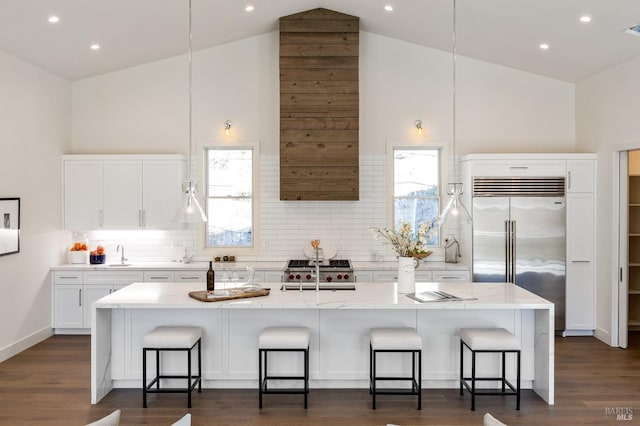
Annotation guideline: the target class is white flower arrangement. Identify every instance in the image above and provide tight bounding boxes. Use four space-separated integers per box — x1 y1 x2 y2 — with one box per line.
370 221 436 258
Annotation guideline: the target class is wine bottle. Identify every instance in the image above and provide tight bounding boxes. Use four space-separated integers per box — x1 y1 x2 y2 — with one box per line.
207 261 215 291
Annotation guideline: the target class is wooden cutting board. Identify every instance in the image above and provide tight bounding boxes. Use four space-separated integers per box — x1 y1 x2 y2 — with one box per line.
188 288 270 302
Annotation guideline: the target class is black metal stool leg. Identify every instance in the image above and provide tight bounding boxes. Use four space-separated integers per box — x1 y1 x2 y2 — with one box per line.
372 349 377 410
471 349 476 411
459 340 464 395
143 348 147 408
258 349 263 409
187 347 192 408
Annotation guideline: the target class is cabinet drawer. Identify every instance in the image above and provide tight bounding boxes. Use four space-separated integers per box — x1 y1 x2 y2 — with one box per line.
432 270 470 282
143 270 174 282
470 160 565 177
373 270 433 282
85 270 143 285
175 271 207 282
54 271 83 284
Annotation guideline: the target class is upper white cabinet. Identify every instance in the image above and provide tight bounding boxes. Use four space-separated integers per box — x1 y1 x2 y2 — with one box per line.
64 160 103 230
63 155 184 230
566 159 595 193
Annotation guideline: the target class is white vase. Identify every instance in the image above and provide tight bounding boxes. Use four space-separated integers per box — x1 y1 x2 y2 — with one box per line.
397 256 416 293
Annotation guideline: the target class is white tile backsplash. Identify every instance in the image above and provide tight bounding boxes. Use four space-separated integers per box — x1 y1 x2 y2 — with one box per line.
66 155 393 263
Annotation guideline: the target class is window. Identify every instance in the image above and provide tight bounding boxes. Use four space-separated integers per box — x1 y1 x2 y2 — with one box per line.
393 148 440 245
205 148 253 247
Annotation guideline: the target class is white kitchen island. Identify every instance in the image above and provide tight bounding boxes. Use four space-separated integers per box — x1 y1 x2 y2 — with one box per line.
91 281 554 405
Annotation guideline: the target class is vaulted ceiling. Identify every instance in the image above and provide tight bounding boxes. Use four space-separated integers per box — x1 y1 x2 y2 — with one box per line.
1 0 640 82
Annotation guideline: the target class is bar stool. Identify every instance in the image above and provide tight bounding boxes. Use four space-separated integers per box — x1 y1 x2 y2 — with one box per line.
369 327 422 410
258 326 311 409
142 326 202 408
459 327 521 411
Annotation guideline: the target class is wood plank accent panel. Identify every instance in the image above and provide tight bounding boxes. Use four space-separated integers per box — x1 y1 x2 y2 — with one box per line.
280 8 360 201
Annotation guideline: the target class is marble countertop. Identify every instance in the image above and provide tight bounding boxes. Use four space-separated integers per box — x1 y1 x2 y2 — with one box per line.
53 260 469 272
93 281 553 310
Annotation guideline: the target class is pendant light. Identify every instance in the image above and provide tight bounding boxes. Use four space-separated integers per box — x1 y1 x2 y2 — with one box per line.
175 0 207 224
438 0 472 226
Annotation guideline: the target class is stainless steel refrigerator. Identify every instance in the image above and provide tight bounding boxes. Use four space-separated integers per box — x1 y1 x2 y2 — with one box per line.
472 177 566 331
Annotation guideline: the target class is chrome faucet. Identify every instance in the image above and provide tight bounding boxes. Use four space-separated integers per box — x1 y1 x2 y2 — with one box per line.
117 244 127 264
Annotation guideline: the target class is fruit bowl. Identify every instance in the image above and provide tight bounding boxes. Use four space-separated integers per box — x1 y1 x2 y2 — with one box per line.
90 254 106 264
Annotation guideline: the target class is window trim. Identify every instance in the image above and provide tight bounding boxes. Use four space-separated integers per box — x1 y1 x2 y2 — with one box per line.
197 140 260 255
387 143 445 249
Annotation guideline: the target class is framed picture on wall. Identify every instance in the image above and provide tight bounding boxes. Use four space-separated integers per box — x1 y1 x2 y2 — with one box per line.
0 198 20 256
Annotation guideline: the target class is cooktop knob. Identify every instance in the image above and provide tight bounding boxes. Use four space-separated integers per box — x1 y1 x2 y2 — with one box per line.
288 274 294 280
295 274 301 280
343 274 349 280
337 274 343 279
306 274 312 280
326 276 333 282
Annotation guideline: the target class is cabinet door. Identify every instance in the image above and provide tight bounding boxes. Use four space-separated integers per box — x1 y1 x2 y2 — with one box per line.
54 285 83 328
567 160 595 193
64 161 103 230
355 271 373 282
83 285 113 329
103 161 142 229
565 192 595 330
263 271 284 283
142 160 184 229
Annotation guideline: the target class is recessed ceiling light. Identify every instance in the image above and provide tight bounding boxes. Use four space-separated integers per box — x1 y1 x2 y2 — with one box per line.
580 15 592 23
384 5 393 12
48 16 60 23
90 44 101 50
539 43 550 50
245 5 254 12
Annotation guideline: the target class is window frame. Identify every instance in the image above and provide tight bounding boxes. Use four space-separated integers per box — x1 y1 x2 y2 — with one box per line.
199 141 260 253
388 144 443 248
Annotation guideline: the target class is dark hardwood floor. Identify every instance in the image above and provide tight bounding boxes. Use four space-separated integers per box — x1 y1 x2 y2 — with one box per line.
0 333 639 425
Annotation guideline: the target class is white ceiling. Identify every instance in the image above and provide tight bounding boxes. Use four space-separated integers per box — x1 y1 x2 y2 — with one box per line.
1 0 640 82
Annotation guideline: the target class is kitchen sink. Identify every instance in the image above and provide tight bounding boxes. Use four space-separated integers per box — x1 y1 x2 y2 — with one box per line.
108 263 132 267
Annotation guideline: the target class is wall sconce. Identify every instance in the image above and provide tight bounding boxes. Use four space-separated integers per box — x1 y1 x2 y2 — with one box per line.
415 120 423 135
224 120 232 136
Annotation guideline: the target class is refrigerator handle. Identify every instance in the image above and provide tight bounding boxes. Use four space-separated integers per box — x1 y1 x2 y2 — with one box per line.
511 220 517 284
505 220 510 281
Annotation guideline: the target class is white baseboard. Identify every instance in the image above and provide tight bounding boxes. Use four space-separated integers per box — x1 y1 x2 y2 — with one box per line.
0 326 53 363
562 329 594 337
594 327 613 346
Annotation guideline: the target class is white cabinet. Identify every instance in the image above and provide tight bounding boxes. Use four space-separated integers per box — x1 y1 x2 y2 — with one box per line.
262 271 284 283
63 155 184 231
54 284 84 329
142 160 184 229
143 270 174 282
565 161 596 334
63 161 103 230
373 270 433 282
567 160 595 193
175 270 207 282
355 270 373 282
103 161 142 229
432 270 470 282
53 270 144 333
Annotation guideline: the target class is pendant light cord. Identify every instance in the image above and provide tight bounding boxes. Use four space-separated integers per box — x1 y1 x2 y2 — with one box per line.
187 0 193 182
452 0 458 182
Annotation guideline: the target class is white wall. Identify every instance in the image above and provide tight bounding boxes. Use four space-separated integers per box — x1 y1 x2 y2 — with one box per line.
73 31 575 157
0 50 71 361
576 55 640 345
